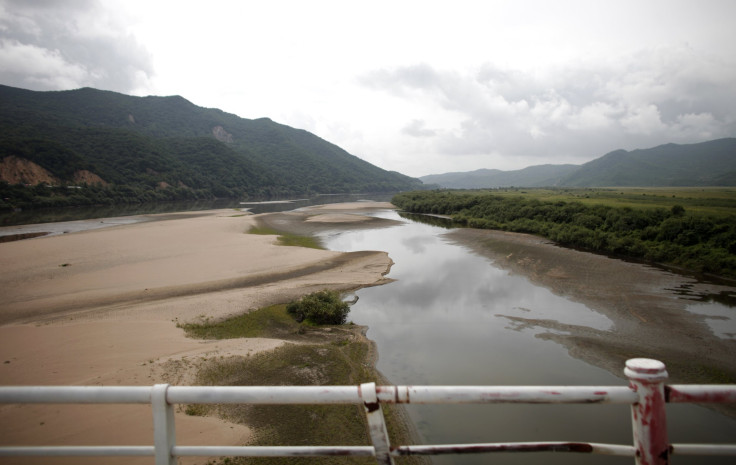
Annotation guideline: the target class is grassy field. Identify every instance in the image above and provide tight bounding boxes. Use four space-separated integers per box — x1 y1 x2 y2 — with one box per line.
485 187 736 217
181 304 425 465
247 225 323 249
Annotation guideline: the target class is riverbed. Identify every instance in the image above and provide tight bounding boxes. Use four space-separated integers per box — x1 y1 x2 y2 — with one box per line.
2 201 735 464
318 208 736 465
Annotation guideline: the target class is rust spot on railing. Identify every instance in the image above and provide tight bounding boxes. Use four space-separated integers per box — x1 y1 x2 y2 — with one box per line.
364 401 380 413
394 442 595 455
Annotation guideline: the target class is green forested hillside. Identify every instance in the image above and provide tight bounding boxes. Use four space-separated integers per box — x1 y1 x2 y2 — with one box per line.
0 85 422 209
561 139 736 186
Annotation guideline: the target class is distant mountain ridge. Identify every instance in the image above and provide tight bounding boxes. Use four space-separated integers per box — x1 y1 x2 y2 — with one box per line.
420 138 736 188
0 85 422 207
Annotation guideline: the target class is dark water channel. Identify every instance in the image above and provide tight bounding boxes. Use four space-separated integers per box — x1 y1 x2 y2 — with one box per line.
319 209 736 465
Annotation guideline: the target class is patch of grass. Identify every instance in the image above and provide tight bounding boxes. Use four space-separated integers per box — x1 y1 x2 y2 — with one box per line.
247 226 323 249
488 187 736 217
182 301 427 465
179 304 296 340
197 340 371 390
184 404 210 417
195 339 421 465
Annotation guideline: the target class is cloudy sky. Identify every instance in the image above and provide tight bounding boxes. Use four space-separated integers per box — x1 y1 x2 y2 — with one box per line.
1 0 735 177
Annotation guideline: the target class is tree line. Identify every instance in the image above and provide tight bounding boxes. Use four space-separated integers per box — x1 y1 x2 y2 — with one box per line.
392 190 736 279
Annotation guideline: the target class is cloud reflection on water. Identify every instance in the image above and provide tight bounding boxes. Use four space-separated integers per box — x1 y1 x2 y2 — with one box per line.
321 209 736 465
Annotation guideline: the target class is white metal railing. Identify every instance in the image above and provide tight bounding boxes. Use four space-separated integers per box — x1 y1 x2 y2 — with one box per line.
0 358 735 464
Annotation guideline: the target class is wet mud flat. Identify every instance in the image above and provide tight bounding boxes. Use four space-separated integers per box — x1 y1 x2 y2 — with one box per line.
445 228 736 393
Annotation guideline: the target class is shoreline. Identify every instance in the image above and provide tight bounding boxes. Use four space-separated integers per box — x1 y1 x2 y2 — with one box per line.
0 203 397 464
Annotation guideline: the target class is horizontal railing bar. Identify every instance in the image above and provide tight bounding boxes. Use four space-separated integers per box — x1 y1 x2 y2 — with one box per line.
671 444 736 456
7 443 736 459
173 445 375 457
0 386 152 404
393 442 636 456
168 385 640 405
167 385 361 404
0 446 154 456
666 385 736 403
375 386 639 404
0 385 642 405
2 359 735 464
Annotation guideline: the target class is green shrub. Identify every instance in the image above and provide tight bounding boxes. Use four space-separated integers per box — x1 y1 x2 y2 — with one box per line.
286 290 350 325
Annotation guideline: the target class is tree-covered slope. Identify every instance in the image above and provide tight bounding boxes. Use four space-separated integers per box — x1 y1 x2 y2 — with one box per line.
0 85 422 208
560 139 736 187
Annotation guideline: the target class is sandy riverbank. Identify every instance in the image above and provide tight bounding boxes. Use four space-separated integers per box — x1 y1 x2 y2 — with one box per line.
0 202 396 464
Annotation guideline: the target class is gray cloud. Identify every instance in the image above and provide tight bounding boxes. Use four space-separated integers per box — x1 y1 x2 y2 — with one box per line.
361 46 736 163
0 0 153 93
402 119 436 138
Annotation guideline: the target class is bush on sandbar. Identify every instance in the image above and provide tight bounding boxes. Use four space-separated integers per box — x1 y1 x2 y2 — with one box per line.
286 290 350 325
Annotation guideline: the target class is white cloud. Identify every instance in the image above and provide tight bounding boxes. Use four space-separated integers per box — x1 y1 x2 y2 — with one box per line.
568 102 621 131
0 0 153 93
0 39 89 89
673 113 720 140
620 104 667 135
359 44 736 171
402 119 436 138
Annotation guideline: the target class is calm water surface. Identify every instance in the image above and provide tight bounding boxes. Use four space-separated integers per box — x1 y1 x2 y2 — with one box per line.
320 209 736 465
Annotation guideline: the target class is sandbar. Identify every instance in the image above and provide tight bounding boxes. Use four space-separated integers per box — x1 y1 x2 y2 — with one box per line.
0 203 395 464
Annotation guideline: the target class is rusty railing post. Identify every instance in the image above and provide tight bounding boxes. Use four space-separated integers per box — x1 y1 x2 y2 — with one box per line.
360 382 395 465
625 358 670 465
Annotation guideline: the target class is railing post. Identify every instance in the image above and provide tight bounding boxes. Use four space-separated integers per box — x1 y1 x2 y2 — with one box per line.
625 358 670 465
152 384 176 465
360 382 395 465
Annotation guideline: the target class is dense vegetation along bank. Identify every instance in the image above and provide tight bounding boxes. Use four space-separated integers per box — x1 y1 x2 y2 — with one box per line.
392 189 736 279
179 293 425 465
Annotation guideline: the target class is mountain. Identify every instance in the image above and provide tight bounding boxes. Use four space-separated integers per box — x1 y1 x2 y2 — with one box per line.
0 85 422 208
559 139 736 186
420 138 736 188
420 164 579 189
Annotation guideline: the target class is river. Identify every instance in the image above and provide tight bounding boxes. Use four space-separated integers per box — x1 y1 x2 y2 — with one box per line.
3 200 734 463
320 208 736 465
